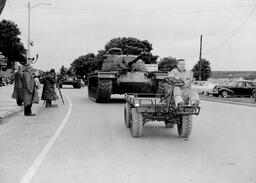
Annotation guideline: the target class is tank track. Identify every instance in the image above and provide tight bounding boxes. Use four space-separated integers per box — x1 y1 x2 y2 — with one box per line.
94 79 112 103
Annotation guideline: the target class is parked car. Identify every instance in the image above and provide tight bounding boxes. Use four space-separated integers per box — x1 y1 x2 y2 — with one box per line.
58 75 81 89
212 80 256 98
192 81 217 95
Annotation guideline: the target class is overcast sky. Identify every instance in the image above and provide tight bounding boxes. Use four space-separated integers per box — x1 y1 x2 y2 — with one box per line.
1 0 256 71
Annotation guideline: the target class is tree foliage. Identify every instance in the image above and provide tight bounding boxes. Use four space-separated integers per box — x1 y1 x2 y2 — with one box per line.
192 58 212 81
67 37 158 76
158 57 178 71
70 53 96 78
104 37 158 64
0 20 26 67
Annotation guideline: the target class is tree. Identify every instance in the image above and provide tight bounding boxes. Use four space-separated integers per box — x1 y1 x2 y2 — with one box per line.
192 58 211 81
70 53 96 78
0 20 26 68
104 37 158 64
158 57 178 71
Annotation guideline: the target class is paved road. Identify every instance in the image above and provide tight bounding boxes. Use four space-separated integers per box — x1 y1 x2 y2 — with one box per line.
1 86 256 183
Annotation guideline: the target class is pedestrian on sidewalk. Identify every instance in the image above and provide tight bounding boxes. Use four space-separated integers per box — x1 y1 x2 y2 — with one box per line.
12 65 24 106
22 63 39 116
41 68 58 108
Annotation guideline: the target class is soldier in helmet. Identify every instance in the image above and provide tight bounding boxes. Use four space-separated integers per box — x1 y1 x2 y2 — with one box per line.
131 59 147 72
168 59 200 106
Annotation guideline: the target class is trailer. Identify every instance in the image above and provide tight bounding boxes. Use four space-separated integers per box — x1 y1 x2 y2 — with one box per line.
124 92 200 138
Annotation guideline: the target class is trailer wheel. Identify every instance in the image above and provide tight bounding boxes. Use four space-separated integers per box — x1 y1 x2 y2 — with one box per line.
124 103 132 128
165 121 175 128
130 108 143 137
177 115 192 138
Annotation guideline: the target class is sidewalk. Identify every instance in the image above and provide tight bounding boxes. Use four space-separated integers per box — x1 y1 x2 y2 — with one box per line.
0 85 23 121
0 85 44 121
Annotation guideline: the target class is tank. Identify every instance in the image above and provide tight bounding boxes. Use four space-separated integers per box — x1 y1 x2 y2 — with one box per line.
88 48 168 103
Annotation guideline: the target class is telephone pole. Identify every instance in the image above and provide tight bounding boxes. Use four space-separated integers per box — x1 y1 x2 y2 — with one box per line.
199 34 202 81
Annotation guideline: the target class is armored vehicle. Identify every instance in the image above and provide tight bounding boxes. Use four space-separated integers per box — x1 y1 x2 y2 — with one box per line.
58 75 81 89
88 48 168 103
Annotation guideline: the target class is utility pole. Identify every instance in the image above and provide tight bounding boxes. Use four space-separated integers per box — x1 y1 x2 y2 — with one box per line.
199 34 202 81
27 2 51 64
27 2 31 62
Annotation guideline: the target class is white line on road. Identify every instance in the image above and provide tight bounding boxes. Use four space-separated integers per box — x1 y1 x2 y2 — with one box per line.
20 94 72 183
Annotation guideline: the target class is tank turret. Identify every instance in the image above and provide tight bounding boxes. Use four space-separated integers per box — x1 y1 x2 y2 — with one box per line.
88 48 168 103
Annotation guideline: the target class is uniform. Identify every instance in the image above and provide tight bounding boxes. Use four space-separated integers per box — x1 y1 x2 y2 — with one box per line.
22 65 39 116
41 70 58 107
12 69 24 105
168 68 199 106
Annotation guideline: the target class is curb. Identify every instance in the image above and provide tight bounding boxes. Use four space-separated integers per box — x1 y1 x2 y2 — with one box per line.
0 106 23 122
201 98 256 108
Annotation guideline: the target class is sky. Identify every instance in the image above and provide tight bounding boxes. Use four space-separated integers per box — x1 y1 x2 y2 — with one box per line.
1 0 256 71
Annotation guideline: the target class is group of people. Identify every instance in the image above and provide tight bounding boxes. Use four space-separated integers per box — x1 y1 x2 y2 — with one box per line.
12 63 58 116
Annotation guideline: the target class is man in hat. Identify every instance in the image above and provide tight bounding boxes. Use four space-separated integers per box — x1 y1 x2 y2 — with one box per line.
12 65 24 106
41 68 58 107
167 59 200 106
22 63 39 116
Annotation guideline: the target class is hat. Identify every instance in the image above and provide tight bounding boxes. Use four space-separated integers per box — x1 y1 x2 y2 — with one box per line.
50 68 55 73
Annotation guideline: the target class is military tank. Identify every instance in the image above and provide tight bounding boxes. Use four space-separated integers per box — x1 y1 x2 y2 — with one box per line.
88 48 168 103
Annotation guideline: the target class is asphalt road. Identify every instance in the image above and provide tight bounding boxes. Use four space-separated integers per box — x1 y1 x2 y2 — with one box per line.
1 86 256 183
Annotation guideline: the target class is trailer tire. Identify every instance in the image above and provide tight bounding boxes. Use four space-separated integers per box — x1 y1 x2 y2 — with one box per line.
124 103 132 128
177 115 192 138
130 108 143 137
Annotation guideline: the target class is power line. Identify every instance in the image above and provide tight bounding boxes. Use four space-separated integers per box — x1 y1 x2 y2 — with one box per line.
205 5 256 56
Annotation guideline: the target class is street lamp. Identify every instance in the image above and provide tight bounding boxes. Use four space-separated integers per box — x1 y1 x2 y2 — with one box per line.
27 2 51 63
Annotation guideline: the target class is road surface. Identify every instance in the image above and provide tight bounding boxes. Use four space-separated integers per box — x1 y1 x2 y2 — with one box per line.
1 86 256 183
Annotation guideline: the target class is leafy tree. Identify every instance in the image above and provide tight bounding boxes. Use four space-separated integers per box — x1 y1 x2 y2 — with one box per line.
70 37 158 74
0 19 26 67
104 37 157 63
192 58 211 81
70 53 96 78
158 57 178 71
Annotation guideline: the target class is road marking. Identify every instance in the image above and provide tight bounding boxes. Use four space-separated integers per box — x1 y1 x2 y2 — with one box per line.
20 94 72 183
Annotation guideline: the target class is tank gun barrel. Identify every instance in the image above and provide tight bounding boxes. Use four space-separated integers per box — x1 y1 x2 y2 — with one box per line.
127 52 148 67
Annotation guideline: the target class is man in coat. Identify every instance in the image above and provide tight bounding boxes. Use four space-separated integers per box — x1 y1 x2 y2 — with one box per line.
41 69 58 108
12 65 24 106
22 63 39 116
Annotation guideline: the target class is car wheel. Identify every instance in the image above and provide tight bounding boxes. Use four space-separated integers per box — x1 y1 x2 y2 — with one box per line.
221 91 229 98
